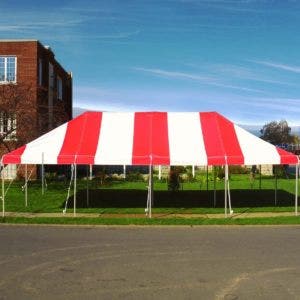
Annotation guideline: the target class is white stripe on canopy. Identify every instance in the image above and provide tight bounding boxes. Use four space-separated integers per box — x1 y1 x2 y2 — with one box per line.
94 112 135 165
168 112 207 165
21 123 68 164
234 124 281 165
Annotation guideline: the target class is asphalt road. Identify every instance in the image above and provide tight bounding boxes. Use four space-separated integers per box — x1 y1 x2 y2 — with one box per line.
0 225 300 300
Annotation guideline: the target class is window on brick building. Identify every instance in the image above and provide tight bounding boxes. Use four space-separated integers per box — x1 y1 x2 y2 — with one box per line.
0 112 16 140
0 57 17 83
57 76 63 100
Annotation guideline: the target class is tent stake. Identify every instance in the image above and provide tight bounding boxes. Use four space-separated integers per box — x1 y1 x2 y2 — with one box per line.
74 164 77 217
296 164 299 216
1 164 4 217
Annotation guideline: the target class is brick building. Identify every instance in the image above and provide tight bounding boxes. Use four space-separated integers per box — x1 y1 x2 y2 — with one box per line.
0 39 72 178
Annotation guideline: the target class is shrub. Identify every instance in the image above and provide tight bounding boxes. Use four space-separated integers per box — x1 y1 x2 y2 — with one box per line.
229 165 249 174
167 167 181 191
126 172 144 182
215 166 225 179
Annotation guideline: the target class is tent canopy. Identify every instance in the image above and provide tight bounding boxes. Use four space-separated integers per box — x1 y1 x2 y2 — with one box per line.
2 111 298 166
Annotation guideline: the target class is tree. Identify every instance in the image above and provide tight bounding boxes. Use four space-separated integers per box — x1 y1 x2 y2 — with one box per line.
0 83 69 153
0 83 36 152
260 120 296 145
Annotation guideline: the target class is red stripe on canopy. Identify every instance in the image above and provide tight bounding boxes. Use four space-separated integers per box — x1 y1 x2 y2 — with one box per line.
277 147 299 165
200 112 244 165
132 112 170 165
2 145 26 164
57 112 102 164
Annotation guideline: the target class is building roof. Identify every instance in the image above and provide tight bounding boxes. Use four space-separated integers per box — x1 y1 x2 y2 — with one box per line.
0 39 39 42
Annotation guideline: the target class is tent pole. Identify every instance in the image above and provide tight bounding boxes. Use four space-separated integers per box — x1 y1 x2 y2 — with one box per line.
146 185 149 217
86 165 89 208
25 164 28 207
259 165 262 190
89 164 93 180
146 165 153 218
274 166 277 206
149 165 153 218
41 152 45 195
89 164 93 206
158 165 162 180
295 164 298 216
213 166 216 208
224 165 227 218
123 165 126 180
206 166 209 191
74 164 77 217
227 173 233 215
1 164 4 217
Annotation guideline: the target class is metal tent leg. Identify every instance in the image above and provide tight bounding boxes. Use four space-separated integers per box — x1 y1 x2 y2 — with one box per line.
259 165 262 190
25 164 28 207
224 165 227 217
224 165 233 217
1 164 4 218
227 177 233 215
63 164 74 214
123 165 126 180
213 166 216 208
74 164 77 217
206 166 209 191
89 164 93 180
296 164 299 216
146 165 153 218
86 165 89 208
274 166 278 206
42 152 45 195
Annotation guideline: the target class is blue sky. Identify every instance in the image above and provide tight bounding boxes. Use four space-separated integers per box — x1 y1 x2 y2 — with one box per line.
1 0 300 125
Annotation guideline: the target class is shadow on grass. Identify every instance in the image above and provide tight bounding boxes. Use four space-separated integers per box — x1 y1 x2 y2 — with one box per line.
66 189 296 208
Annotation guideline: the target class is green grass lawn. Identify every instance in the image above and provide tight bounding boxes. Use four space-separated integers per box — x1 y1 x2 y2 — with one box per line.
1 173 298 215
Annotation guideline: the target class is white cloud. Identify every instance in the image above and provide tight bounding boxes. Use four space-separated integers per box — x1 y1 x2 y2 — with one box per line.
253 61 300 73
0 6 140 42
209 63 297 86
134 67 212 81
248 97 300 112
134 67 265 93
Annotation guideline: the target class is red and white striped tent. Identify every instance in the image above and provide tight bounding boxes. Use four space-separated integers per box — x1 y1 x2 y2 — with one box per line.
1 111 299 218
1 111 299 166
